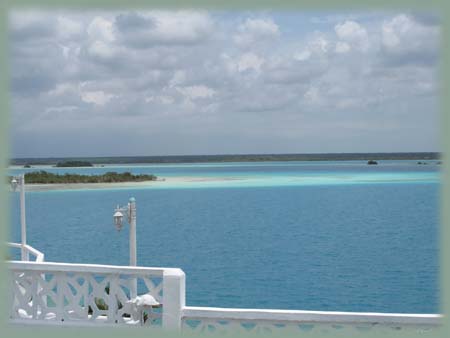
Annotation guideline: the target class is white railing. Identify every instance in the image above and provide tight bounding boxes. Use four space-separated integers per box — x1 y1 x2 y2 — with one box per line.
181 307 442 334
6 259 442 333
7 242 45 262
8 261 185 329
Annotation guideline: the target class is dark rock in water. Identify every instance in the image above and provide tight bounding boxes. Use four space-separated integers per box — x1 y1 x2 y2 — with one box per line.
437 161 442 165
24 164 31 168
367 160 378 165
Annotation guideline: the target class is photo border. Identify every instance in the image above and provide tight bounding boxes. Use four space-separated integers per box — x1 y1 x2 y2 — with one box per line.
0 1 448 337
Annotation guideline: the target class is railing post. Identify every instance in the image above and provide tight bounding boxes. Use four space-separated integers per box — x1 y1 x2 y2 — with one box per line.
162 268 185 330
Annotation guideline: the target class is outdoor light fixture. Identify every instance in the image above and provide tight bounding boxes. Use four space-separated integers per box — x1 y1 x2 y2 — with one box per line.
113 197 137 267
113 207 124 231
11 178 18 191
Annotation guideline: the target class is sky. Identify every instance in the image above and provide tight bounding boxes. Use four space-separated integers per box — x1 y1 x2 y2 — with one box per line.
8 10 440 158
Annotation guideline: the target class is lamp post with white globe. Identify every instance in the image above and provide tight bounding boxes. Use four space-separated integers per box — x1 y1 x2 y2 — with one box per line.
113 197 138 298
113 197 137 267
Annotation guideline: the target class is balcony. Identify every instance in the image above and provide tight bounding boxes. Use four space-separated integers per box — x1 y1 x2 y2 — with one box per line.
6 242 442 333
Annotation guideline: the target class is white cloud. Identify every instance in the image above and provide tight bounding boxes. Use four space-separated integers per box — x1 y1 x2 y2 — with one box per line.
58 44 71 59
293 50 311 61
304 87 320 103
234 18 280 47
115 11 213 46
335 41 351 53
145 95 174 104
9 10 49 31
87 16 115 42
44 105 78 114
381 14 439 65
9 10 439 156
48 82 78 96
88 40 116 60
169 70 187 87
177 85 216 99
238 53 265 72
336 98 359 109
57 16 83 39
334 20 369 52
152 11 212 43
308 34 330 54
81 90 115 105
382 14 410 48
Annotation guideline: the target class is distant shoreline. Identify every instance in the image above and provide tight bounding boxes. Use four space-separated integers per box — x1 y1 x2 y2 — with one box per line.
23 176 227 191
9 152 440 166
24 181 160 191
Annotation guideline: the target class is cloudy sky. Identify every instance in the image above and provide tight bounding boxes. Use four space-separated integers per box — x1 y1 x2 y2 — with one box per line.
9 10 440 158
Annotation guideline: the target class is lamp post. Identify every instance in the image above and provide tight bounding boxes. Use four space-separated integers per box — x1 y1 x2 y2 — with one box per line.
113 197 137 298
11 174 27 261
113 197 137 267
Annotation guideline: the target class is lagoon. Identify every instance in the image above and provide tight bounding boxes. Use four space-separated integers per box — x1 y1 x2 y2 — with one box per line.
8 160 440 313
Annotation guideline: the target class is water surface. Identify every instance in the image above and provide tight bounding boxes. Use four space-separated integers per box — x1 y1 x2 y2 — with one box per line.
9 160 440 313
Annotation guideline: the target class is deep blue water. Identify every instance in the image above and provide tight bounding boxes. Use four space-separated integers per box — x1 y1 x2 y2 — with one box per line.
9 161 440 313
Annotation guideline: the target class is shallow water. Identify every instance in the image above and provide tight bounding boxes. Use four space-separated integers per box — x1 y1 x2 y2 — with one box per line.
8 160 440 313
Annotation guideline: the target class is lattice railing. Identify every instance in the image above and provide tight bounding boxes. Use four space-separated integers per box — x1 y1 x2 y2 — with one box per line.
7 261 441 332
182 307 442 335
8 261 185 328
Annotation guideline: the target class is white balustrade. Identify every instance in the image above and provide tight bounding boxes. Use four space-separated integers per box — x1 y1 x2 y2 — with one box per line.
8 261 185 329
181 307 442 334
6 255 442 333
7 242 44 262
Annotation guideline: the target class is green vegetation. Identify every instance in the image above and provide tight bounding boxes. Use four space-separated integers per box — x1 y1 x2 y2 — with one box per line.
55 160 93 167
23 171 157 184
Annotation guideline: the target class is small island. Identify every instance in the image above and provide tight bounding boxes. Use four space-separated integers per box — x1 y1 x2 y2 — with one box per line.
367 160 378 165
23 171 157 184
55 161 93 167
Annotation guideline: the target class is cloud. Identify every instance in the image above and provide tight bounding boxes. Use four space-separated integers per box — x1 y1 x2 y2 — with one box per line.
237 52 265 72
293 50 311 61
48 82 78 96
234 18 280 48
87 40 116 60
114 11 213 47
334 20 369 52
145 95 174 105
380 14 439 66
81 90 115 106
9 11 56 41
45 105 78 112
57 16 84 40
307 33 331 55
87 16 115 42
335 41 351 53
177 85 216 100
304 86 320 103
8 10 440 156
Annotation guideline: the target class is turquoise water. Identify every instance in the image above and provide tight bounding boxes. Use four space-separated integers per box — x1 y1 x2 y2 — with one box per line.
9 161 440 313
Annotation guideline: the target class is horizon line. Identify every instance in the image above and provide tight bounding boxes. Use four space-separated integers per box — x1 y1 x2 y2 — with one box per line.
10 151 440 161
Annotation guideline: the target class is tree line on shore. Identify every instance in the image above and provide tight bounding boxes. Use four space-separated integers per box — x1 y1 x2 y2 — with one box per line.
11 171 157 184
55 161 93 167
